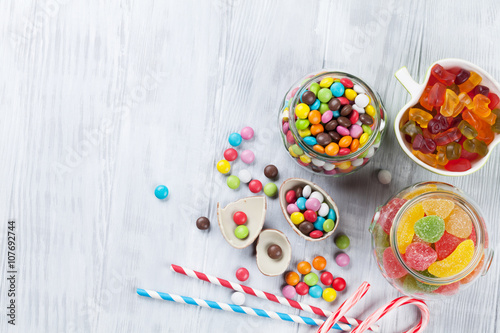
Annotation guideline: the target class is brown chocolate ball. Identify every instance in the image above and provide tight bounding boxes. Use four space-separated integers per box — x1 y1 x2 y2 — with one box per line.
316 132 332 146
328 98 341 111
267 244 283 259
264 164 279 179
196 216 210 230
302 91 316 105
298 222 314 235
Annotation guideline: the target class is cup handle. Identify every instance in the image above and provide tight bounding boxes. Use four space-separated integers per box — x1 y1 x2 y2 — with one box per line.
482 249 495 276
395 67 422 98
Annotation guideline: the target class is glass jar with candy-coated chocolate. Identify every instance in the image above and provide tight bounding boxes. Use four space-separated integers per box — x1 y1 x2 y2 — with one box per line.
278 70 387 176
369 181 493 300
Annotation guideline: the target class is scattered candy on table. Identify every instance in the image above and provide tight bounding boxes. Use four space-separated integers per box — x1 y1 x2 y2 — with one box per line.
238 169 252 183
217 160 231 174
320 271 334 286
377 169 392 184
240 126 254 140
400 64 500 172
196 216 210 230
335 235 350 250
235 267 249 282
226 175 240 189
231 291 246 305
249 179 263 193
228 132 243 147
263 183 278 197
285 271 300 286
308 285 323 298
224 148 238 161
335 253 350 267
322 287 337 302
304 272 319 286
264 164 279 179
332 277 346 292
295 282 309 296
297 261 312 275
267 244 282 259
154 185 169 199
281 285 297 299
240 149 255 164
312 256 327 270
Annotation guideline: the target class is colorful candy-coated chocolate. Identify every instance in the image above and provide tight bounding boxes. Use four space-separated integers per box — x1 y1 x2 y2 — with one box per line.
216 160 231 174
312 256 327 270
297 261 311 275
231 291 246 305
154 185 169 199
295 282 309 296
224 148 238 161
323 219 335 232
240 126 254 140
335 235 350 249
305 198 321 211
234 225 249 239
235 267 249 281
285 190 296 204
322 288 337 302
332 277 346 291
304 272 319 286
308 285 323 298
228 132 243 147
281 285 297 299
248 179 263 193
263 183 278 197
309 230 324 238
227 175 240 189
335 253 350 267
320 271 334 286
285 271 300 286
303 209 317 222
240 150 255 164
233 211 247 225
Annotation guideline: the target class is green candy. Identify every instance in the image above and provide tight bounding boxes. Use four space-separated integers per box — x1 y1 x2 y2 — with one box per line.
309 82 320 96
319 103 330 114
373 223 390 248
263 183 278 197
304 272 319 286
335 235 350 249
318 88 333 103
414 215 445 243
291 144 304 156
296 119 310 130
323 219 335 232
415 270 439 292
362 124 372 135
402 275 419 293
234 225 249 239
374 131 381 144
227 175 240 189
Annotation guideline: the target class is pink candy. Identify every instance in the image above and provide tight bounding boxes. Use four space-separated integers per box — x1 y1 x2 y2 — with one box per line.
286 131 295 144
336 126 350 136
241 126 254 140
287 204 300 215
305 198 321 211
321 111 333 124
404 242 437 271
349 124 363 139
241 150 255 164
335 253 350 267
382 247 407 279
282 122 289 133
377 198 407 234
282 285 297 299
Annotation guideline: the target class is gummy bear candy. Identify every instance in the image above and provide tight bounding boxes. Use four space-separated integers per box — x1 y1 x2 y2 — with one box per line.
458 120 478 139
444 158 472 172
445 206 473 238
383 247 407 279
435 231 464 260
453 92 473 117
419 86 434 111
434 127 462 146
414 215 445 243
415 270 440 292
436 146 449 166
428 83 446 107
479 111 497 126
463 138 488 156
458 71 482 93
458 137 479 160
434 281 460 295
401 120 423 141
488 93 500 109
409 108 433 128
427 114 450 134
377 198 407 234
445 142 462 160
472 94 491 118
404 242 437 271
440 89 459 117
403 184 438 200
422 198 455 219
428 239 474 278
454 68 470 85
474 85 489 96
431 64 457 86
493 109 500 133
397 203 424 254
412 134 436 154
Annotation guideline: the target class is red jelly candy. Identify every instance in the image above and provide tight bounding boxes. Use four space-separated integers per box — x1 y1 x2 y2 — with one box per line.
488 93 499 109
428 83 447 107
383 247 407 279
434 282 460 295
431 64 457 86
444 158 472 172
377 198 407 234
435 231 464 260
404 242 437 271
428 114 450 134
469 226 477 246
434 127 462 146
459 137 479 160
421 138 437 154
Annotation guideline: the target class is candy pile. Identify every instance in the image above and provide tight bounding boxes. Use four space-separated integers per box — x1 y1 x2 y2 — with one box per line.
373 188 481 296
233 211 249 239
283 256 347 302
400 64 500 172
281 75 383 175
285 184 337 239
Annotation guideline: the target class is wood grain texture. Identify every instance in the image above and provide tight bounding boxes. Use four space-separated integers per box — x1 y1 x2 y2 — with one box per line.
0 0 499 332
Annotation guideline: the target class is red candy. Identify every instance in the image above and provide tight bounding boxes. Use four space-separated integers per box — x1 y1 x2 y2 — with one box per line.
340 78 353 88
434 127 461 146
431 64 456 86
338 97 349 105
435 231 463 260
338 148 351 155
434 281 460 296
332 277 346 291
295 282 309 295
320 271 334 286
404 242 437 271
382 247 407 279
488 93 499 109
309 230 324 238
304 210 317 222
349 110 359 124
428 83 446 107
445 158 471 172
249 179 263 193
285 190 297 204
233 211 247 225
235 267 249 281
223 148 238 161
377 198 407 234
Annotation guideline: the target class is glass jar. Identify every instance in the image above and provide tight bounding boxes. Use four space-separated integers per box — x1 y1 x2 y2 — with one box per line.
369 181 493 300
278 70 387 176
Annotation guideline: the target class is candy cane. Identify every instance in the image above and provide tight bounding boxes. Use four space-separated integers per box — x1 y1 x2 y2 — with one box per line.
171 264 379 332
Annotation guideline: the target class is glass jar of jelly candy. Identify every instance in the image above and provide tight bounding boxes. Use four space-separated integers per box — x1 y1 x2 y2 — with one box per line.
278 70 387 176
369 181 493 300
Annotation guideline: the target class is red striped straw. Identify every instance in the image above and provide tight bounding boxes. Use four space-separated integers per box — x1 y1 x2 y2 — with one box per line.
171 264 379 332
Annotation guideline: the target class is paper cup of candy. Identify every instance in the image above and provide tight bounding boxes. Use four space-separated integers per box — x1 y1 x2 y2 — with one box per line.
369 181 494 300
279 178 339 241
394 58 500 176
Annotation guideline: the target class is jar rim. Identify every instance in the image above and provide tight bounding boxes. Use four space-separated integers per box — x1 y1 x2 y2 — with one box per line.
390 181 486 285
285 70 384 162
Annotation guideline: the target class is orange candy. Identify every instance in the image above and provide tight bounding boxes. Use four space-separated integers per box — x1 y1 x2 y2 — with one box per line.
297 261 311 275
313 145 325 154
312 256 327 270
310 124 324 136
325 142 339 156
350 139 360 152
285 271 300 286
308 110 322 125
339 135 352 148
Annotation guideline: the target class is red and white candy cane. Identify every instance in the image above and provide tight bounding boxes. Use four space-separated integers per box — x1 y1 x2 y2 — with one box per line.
171 264 379 332
317 284 430 333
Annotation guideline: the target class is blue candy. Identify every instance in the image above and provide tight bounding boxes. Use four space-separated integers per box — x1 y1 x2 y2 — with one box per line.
296 197 307 210
309 285 323 298
299 89 307 102
330 82 345 97
314 216 325 231
327 209 337 222
303 136 317 146
228 133 243 147
310 99 321 110
332 111 340 118
155 185 169 199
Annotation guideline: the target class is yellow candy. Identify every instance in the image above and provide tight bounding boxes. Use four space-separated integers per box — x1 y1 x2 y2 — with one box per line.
295 103 310 119
320 77 334 88
428 239 475 278
344 89 357 101
422 199 455 219
298 128 311 137
403 184 438 200
288 146 298 157
299 154 311 164
337 161 351 170
359 133 370 146
397 203 424 254
290 212 305 225
445 206 473 238
322 288 337 302
216 160 231 174
365 105 376 117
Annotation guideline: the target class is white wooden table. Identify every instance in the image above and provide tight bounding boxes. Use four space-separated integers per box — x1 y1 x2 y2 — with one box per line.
1 0 499 332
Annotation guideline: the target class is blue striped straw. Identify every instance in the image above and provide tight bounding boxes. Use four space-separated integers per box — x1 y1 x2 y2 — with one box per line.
137 288 348 331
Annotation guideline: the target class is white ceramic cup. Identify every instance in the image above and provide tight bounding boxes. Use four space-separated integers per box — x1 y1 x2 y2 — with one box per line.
394 58 500 176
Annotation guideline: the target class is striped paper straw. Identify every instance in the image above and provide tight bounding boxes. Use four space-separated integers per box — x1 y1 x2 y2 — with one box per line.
317 282 371 333
136 288 348 331
171 264 379 332
350 296 429 333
